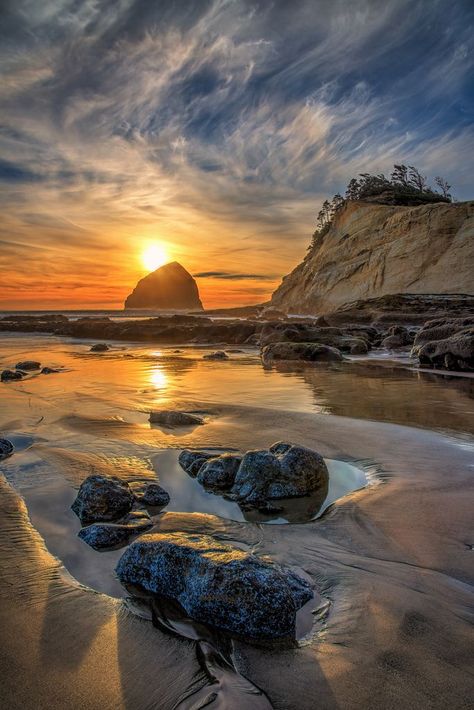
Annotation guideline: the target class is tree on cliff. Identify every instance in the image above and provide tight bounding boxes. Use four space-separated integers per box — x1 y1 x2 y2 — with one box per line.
310 165 453 251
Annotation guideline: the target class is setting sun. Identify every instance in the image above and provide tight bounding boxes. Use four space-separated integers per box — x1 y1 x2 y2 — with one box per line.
141 243 168 272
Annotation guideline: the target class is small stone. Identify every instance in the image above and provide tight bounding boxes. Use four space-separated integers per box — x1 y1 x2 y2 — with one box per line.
149 410 204 427
203 351 229 360
79 514 153 550
1 370 24 381
0 439 14 460
41 367 60 374
90 343 109 352
137 483 170 507
178 449 214 477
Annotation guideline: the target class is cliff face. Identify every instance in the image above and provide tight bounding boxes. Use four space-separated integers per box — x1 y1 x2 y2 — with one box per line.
125 261 203 310
271 200 474 314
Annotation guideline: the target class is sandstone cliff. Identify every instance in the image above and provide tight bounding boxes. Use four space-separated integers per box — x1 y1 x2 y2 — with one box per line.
271 200 474 314
125 261 203 310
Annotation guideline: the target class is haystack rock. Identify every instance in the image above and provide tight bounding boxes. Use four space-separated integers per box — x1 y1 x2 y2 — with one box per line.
124 262 203 310
270 200 474 315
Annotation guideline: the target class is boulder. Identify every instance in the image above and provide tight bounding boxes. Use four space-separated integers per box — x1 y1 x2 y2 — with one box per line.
71 474 134 525
90 343 109 352
149 410 204 427
349 338 369 354
416 329 474 371
197 454 242 490
231 442 329 506
124 261 203 310
79 512 153 550
381 325 413 349
115 532 313 640
178 449 214 477
203 351 229 360
0 439 14 460
413 317 474 347
15 360 40 370
261 342 343 364
137 483 170 507
1 370 24 381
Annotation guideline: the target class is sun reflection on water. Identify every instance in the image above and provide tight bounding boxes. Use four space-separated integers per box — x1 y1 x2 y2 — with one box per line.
150 366 168 389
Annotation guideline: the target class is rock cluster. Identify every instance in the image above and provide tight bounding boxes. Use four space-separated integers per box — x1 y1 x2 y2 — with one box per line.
115 532 313 640
71 474 170 550
179 442 329 511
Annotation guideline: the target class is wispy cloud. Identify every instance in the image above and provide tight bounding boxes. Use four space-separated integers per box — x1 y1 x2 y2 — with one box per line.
0 0 473 307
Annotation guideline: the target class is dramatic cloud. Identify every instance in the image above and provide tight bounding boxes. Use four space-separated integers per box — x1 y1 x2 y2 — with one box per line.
0 0 473 308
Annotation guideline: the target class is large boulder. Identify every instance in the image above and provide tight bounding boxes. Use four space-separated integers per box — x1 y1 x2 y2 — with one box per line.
261 342 343 364
137 483 170 507
71 474 134 525
124 261 203 310
231 442 329 506
416 329 474 371
115 532 313 640
196 454 242 490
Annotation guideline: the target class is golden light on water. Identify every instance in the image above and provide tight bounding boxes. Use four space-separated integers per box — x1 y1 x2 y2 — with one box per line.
141 243 168 272
150 366 168 389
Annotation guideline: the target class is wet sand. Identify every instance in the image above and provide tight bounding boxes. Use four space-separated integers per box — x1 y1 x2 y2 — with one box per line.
0 334 473 708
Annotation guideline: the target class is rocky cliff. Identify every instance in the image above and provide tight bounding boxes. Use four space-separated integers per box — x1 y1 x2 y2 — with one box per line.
125 261 203 310
271 200 474 314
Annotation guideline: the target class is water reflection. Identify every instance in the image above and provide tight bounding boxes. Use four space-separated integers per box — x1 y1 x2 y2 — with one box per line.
149 365 168 389
153 450 368 524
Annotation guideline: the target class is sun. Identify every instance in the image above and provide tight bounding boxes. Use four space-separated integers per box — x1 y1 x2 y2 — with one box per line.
141 243 168 272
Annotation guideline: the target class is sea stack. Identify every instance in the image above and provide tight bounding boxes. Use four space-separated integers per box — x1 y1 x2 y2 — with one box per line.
124 261 203 310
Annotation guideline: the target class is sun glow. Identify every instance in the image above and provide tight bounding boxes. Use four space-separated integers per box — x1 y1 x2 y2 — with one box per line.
141 243 168 272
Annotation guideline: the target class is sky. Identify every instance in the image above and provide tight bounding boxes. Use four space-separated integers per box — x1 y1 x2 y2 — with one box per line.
0 0 473 310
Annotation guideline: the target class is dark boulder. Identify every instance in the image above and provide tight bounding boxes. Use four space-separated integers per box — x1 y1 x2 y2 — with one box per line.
15 360 40 370
71 474 134 525
178 450 214 477
0 439 14 460
413 316 474 348
115 532 313 640
149 410 204 427
197 454 242 490
261 342 343 364
381 325 413 349
416 329 474 371
137 483 170 507
231 442 329 505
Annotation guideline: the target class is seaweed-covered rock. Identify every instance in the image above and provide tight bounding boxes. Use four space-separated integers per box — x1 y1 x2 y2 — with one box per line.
1 369 24 381
149 410 204 427
138 483 170 507
203 351 229 360
0 439 14 460
413 317 474 347
15 360 40 370
178 449 214 477
197 454 242 490
71 474 134 525
231 443 329 505
115 532 313 640
79 512 153 550
90 343 109 352
261 342 343 364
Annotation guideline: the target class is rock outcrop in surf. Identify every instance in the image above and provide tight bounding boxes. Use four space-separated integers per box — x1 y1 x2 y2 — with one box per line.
124 261 203 310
